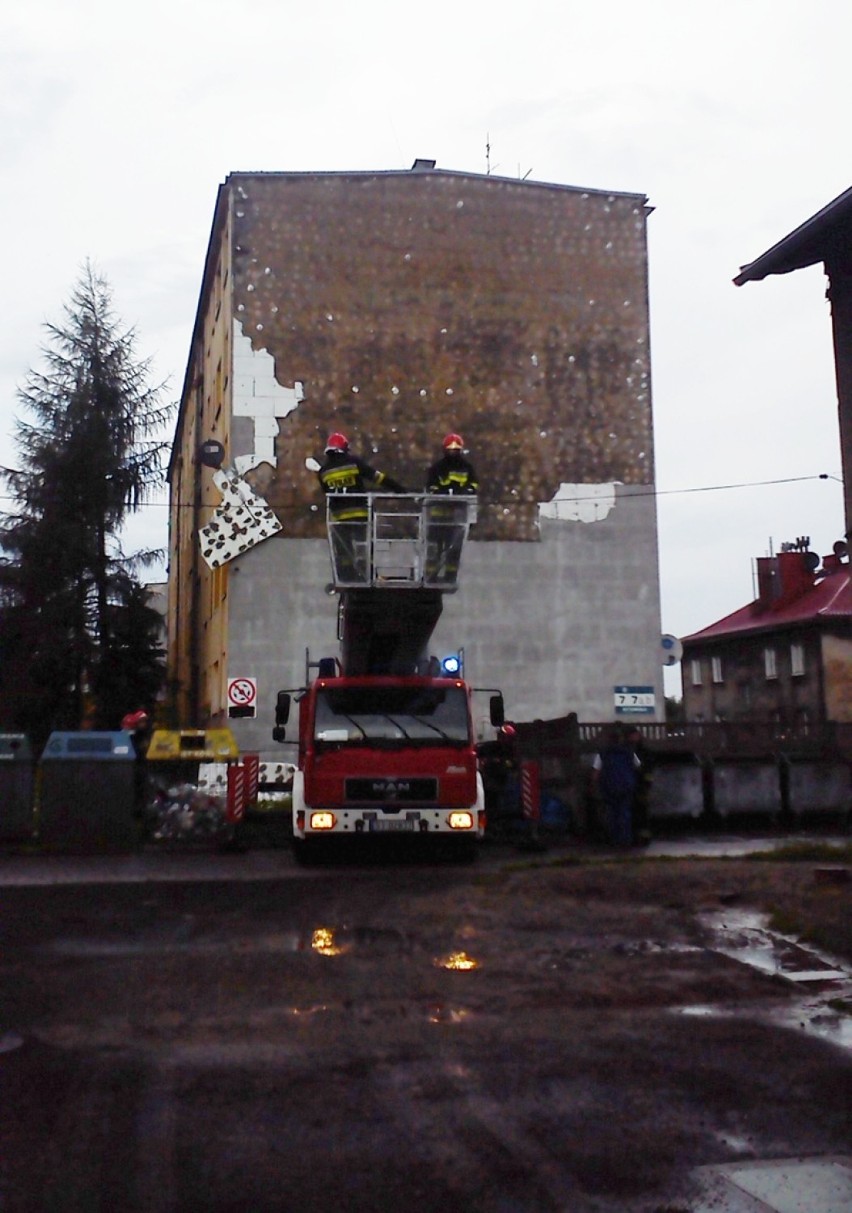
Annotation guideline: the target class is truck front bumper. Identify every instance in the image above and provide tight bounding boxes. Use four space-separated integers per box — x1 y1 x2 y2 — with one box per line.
292 773 486 841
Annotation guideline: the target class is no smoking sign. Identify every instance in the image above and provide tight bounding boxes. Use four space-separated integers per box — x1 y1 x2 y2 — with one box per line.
228 677 257 718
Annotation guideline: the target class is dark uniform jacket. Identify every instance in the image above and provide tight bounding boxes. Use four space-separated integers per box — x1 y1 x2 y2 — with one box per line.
426 454 479 495
318 453 405 520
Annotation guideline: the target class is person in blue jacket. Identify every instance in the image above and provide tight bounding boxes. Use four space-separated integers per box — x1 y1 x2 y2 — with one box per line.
592 723 641 848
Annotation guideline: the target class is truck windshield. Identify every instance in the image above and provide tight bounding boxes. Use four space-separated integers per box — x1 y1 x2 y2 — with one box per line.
314 685 470 744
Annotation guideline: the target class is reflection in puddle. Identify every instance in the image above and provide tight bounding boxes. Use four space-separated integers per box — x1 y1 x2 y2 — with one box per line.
714 1131 753 1155
428 1004 473 1024
310 927 347 957
434 951 480 971
702 908 850 983
675 909 852 1053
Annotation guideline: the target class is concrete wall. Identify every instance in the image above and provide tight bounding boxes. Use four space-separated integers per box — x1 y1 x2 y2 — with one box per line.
170 166 664 734
224 482 663 760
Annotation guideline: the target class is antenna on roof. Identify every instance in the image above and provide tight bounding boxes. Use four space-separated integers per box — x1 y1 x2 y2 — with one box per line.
486 133 491 176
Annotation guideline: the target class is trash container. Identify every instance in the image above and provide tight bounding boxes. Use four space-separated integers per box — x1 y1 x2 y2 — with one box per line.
710 757 782 819
647 752 705 821
783 756 852 822
143 728 240 844
38 731 138 852
0 734 35 843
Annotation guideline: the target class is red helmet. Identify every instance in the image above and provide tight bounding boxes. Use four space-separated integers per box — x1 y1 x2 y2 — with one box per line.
443 432 464 451
121 709 149 732
325 431 349 454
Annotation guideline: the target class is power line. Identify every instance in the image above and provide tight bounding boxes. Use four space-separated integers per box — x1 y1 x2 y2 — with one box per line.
0 472 841 514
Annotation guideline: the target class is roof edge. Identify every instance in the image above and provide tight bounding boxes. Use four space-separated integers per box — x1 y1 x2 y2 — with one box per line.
733 183 852 286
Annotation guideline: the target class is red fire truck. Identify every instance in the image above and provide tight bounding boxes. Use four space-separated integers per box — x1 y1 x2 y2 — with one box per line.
273 493 504 861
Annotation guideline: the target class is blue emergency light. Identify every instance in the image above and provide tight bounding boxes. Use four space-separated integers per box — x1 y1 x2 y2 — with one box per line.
440 653 462 676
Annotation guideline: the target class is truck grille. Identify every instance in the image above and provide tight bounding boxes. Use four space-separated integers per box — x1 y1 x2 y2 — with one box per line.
345 777 438 803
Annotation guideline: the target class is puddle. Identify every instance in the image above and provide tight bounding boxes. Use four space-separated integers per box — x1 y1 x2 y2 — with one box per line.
44 924 412 960
677 910 852 1053
693 1155 852 1213
702 908 851 984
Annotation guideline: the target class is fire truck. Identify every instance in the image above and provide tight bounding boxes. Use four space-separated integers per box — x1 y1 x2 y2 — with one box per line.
272 492 505 860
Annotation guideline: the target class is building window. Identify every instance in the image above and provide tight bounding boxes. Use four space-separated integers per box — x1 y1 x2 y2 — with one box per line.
690 659 702 687
790 642 805 677
764 647 777 680
711 656 723 683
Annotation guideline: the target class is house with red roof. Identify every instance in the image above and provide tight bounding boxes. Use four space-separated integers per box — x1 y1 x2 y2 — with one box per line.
681 544 852 726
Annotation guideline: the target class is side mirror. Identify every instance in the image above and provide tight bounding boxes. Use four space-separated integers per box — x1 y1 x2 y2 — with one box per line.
272 725 287 744
489 694 505 727
275 691 291 726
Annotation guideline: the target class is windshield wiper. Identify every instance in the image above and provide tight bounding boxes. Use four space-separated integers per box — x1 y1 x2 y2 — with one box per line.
381 714 412 739
409 715 454 742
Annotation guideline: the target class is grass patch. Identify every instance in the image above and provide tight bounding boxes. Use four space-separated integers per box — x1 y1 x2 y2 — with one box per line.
746 841 852 863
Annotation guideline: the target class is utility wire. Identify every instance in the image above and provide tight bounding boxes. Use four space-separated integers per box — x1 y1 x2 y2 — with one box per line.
0 472 841 512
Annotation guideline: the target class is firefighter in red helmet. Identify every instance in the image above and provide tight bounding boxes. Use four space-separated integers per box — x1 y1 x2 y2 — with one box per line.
317 432 406 514
424 433 478 585
317 431 406 581
426 432 479 496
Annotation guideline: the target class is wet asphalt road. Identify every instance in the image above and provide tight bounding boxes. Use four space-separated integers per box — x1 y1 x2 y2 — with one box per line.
1 835 851 1212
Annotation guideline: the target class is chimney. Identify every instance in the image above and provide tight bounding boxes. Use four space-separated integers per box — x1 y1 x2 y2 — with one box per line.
755 551 816 612
410 159 437 172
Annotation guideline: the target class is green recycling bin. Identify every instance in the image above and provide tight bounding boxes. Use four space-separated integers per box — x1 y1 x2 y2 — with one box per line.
38 731 138 852
0 735 35 842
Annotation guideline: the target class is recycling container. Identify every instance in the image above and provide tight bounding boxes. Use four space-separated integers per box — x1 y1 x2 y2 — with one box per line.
0 734 35 842
144 728 240 843
38 731 138 851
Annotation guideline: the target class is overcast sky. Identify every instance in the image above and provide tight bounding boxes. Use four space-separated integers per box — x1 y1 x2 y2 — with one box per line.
3 0 849 696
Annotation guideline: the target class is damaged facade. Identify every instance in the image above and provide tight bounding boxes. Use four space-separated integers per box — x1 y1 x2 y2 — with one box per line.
167 163 664 754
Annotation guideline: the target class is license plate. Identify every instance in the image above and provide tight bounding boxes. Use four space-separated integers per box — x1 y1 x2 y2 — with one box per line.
370 819 415 832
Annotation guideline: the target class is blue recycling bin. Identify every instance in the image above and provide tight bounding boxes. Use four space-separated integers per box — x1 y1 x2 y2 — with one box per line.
0 734 35 842
38 731 138 852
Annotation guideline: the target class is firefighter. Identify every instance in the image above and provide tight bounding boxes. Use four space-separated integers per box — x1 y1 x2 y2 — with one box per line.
424 433 478 584
426 432 479 496
317 432 405 513
317 432 406 581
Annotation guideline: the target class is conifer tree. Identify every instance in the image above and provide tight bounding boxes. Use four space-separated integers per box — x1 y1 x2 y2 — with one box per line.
0 261 173 744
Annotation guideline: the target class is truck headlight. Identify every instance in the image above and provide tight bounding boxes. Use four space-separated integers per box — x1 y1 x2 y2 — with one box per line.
310 811 337 831
448 811 473 830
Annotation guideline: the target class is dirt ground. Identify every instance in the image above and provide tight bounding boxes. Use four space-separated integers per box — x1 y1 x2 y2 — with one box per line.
1 839 851 1212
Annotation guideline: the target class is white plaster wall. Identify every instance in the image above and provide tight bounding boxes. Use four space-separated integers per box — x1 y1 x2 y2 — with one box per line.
224 484 663 760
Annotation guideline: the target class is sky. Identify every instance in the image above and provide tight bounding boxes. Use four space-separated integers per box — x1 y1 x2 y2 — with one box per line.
2 0 850 698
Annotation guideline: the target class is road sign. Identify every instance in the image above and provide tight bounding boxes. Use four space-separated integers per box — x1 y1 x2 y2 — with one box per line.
228 678 257 719
228 678 257 707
